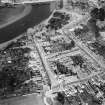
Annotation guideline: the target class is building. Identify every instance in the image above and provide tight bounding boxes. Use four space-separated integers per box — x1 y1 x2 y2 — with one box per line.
50 0 57 11
63 0 68 7
59 0 68 8
60 0 63 8
55 0 63 9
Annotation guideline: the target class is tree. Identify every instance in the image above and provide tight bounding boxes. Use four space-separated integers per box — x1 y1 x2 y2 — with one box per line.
56 92 65 105
56 62 68 74
99 8 105 21
90 8 99 20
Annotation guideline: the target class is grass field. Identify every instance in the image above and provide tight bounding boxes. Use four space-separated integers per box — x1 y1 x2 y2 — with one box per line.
0 94 45 105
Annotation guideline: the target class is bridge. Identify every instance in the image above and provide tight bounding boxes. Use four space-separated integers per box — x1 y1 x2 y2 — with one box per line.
1 0 56 5
21 0 56 4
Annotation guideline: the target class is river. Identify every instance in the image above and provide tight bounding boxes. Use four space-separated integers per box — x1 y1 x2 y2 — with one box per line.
0 3 51 44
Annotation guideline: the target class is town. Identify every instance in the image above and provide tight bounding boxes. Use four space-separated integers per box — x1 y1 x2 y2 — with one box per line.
0 0 105 105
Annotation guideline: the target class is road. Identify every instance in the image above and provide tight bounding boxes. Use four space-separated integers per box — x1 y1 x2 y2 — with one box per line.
63 30 105 69
48 12 105 93
51 68 104 93
31 35 58 88
22 0 56 4
51 27 105 92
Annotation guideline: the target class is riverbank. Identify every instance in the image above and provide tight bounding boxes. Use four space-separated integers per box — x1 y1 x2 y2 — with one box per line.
0 4 32 29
